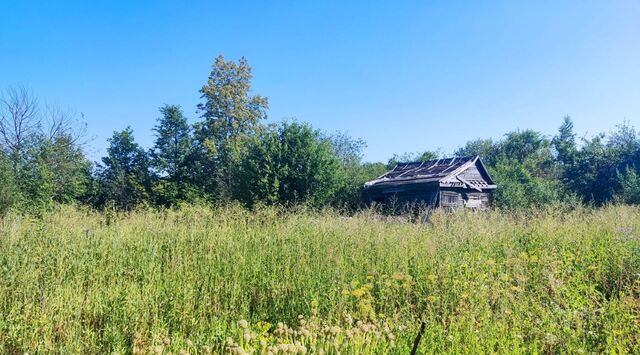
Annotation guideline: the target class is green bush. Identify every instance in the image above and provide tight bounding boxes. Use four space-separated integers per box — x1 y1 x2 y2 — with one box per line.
230 121 344 207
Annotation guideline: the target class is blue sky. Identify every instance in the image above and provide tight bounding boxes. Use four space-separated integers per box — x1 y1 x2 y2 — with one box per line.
1 1 639 162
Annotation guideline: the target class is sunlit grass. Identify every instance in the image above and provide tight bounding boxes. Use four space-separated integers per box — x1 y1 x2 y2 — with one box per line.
0 205 638 353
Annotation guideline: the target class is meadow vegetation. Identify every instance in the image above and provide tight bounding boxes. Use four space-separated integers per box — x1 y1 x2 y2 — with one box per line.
1 205 638 353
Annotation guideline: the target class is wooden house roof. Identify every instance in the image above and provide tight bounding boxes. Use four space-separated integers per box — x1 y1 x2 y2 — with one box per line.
364 155 497 191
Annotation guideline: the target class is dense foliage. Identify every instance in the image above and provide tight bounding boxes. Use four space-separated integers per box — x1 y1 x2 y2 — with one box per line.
229 121 344 207
1 206 638 353
149 104 196 206
2 57 640 214
94 128 153 210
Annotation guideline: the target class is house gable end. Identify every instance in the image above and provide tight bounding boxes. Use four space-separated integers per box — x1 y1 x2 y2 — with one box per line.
441 157 496 190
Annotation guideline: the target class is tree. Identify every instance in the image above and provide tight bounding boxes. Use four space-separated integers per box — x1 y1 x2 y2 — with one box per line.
490 158 563 209
334 162 387 211
327 132 388 211
495 131 570 208
229 121 343 207
386 150 440 170
453 129 572 209
606 122 639 168
563 123 640 205
97 128 152 210
0 152 18 217
0 86 39 162
416 151 440 162
150 105 195 205
15 143 55 212
454 138 497 163
552 116 577 166
194 55 269 198
329 131 366 167
619 167 640 204
565 134 609 204
0 87 91 212
499 130 552 164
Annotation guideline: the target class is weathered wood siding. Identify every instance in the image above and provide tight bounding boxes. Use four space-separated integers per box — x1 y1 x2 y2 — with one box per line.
458 165 484 180
440 187 491 210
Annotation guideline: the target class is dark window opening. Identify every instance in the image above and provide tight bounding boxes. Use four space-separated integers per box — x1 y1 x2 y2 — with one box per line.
441 192 460 205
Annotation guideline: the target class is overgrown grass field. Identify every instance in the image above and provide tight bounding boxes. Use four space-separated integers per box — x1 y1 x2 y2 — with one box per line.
1 205 639 353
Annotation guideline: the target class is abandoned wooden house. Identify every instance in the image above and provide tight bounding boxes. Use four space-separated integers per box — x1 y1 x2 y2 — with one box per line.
363 155 497 210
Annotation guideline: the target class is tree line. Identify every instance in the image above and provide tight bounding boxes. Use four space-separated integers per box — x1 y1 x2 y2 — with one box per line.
2 55 640 216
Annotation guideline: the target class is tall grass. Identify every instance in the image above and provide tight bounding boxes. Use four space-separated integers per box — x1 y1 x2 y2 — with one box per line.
0 205 638 353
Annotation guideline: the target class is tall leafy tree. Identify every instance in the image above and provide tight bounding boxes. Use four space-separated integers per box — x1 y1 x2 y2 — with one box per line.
194 55 269 198
454 138 498 166
39 135 91 204
97 128 152 210
499 130 553 165
150 105 195 205
230 121 342 207
566 123 640 205
565 134 609 204
552 116 577 166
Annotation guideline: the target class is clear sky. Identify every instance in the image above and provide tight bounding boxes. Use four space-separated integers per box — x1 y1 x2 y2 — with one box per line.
1 1 639 162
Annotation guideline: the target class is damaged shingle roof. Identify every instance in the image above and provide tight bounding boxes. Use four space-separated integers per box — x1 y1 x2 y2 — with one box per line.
364 155 496 189
380 156 475 179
